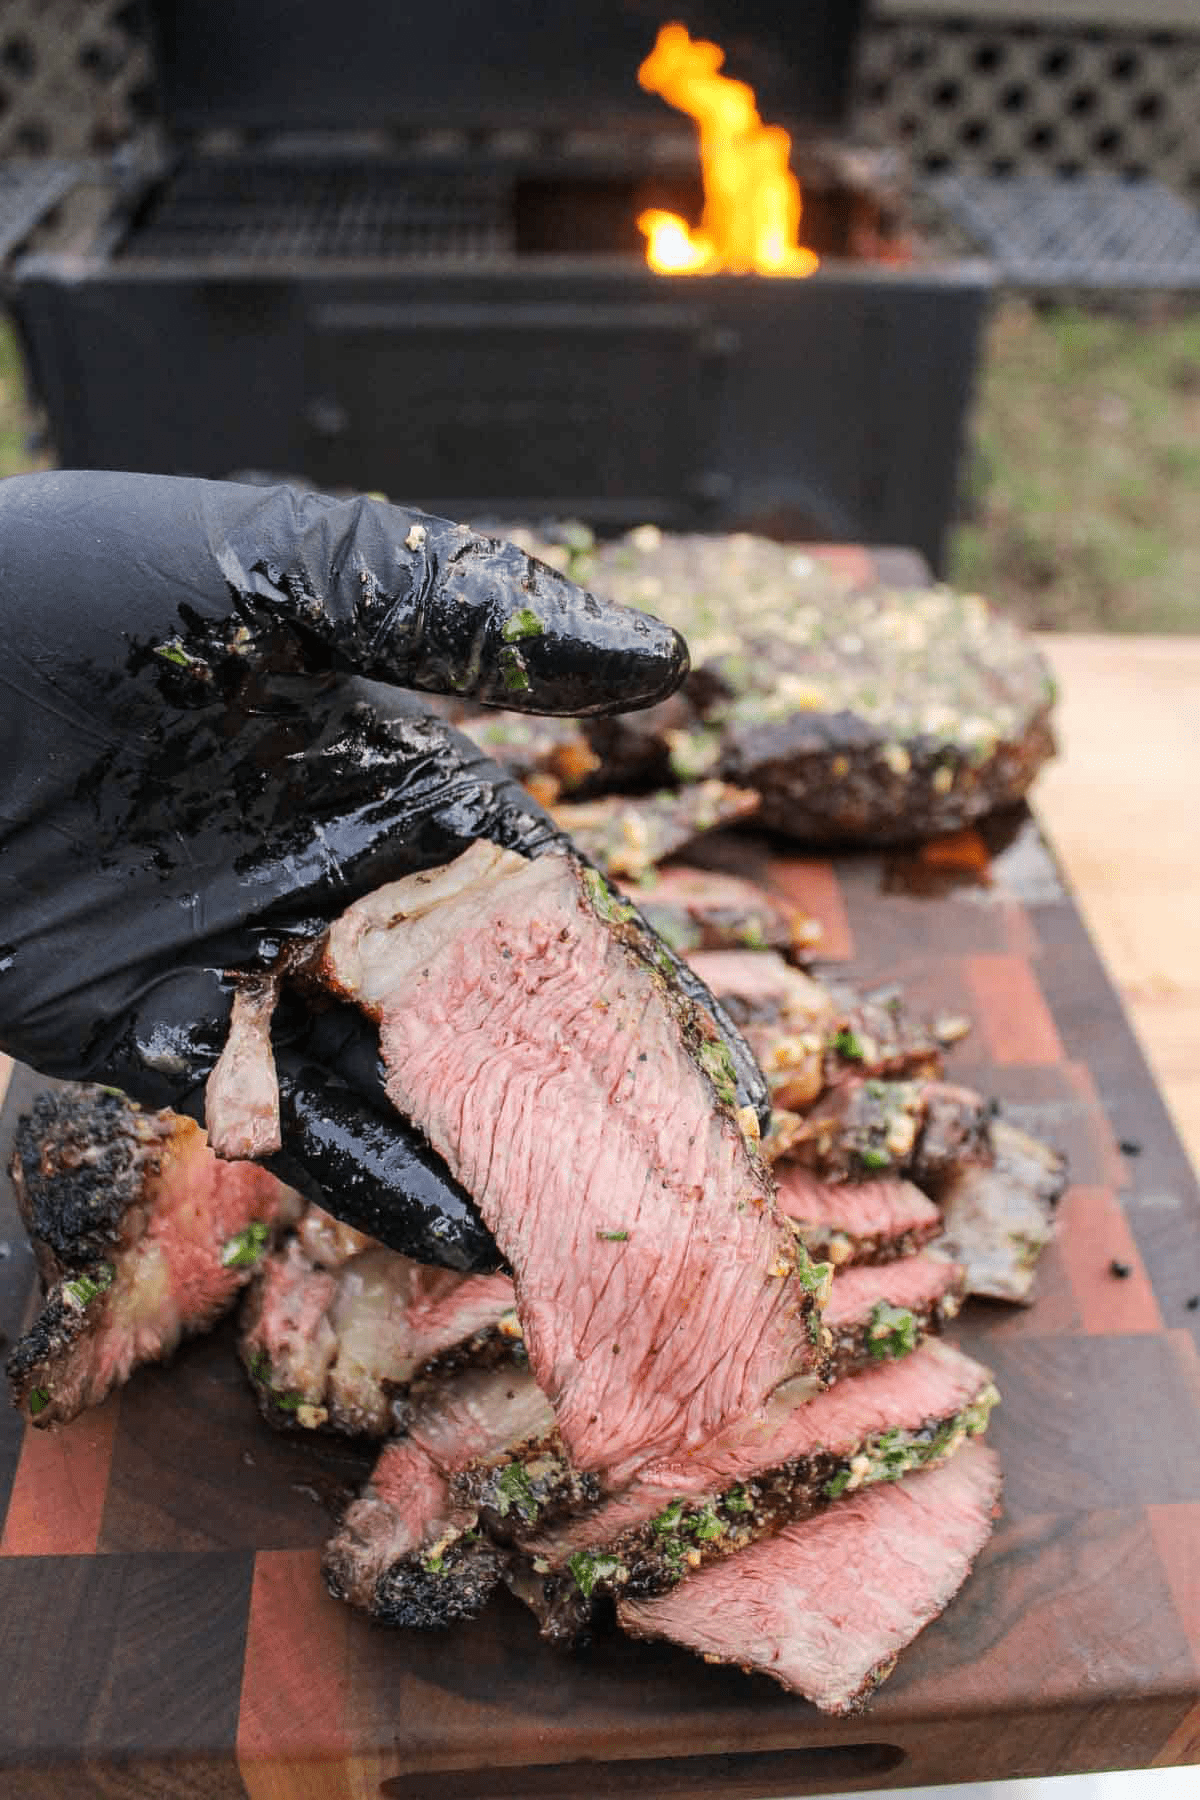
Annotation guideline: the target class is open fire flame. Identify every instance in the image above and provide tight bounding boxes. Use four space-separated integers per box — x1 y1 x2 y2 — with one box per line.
637 22 819 278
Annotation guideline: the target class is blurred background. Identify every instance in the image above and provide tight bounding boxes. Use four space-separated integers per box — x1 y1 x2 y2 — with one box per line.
0 0 1197 628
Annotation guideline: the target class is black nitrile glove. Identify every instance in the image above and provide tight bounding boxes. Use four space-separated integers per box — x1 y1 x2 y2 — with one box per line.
0 472 769 1269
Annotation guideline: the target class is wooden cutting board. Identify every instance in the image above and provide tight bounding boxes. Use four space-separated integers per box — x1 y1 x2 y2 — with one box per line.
1 812 1198 1800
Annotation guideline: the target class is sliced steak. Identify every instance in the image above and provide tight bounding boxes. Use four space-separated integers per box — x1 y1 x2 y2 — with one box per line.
7 1085 301 1427
928 1118 1066 1303
507 1340 997 1642
620 1437 1002 1711
319 842 828 1482
205 975 282 1160
822 1254 965 1378
551 782 760 880
775 1164 943 1266
686 950 834 1110
323 1363 552 1627
614 865 823 959
239 1221 519 1435
771 1078 990 1184
576 529 1055 844
687 953 944 1112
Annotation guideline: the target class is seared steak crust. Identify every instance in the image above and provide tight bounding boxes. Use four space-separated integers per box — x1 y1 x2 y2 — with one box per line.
8 1085 300 1427
618 1438 1003 1712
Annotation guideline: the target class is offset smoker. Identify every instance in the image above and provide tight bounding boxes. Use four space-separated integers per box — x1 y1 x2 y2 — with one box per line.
9 0 989 570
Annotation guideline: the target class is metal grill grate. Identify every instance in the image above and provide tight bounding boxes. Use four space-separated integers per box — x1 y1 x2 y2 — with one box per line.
924 170 1200 289
118 159 516 264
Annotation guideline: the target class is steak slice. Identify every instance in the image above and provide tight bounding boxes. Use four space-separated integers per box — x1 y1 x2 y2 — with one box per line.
775 1164 943 1266
448 711 602 808
822 1254 965 1378
551 781 761 880
687 953 944 1111
323 1363 552 1627
239 1217 519 1435
929 1118 1066 1303
576 529 1056 844
320 842 828 1481
770 1078 991 1184
205 975 282 1160
614 865 823 959
7 1085 301 1427
619 1438 1003 1712
506 1340 997 1642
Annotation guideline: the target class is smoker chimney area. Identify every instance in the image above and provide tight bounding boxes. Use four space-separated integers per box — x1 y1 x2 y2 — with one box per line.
5 2 991 571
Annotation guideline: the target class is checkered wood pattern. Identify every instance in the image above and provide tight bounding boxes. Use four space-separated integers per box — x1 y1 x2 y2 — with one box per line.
1 822 1198 1795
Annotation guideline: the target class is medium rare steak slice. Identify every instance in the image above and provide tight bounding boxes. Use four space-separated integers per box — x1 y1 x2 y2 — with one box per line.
929 1118 1066 1302
613 865 823 958
506 1340 997 1642
7 1085 301 1427
320 842 828 1481
619 1438 1003 1712
323 1363 552 1627
822 1255 965 1379
775 1165 943 1266
550 781 760 880
239 1215 518 1434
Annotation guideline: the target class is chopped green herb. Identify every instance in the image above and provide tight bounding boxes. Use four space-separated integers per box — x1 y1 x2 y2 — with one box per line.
824 1467 853 1499
65 1263 115 1308
688 1506 725 1542
97 1085 125 1099
493 1460 539 1523
596 1229 629 1242
501 607 544 643
697 1040 738 1107
249 1349 271 1384
498 645 531 693
221 1220 271 1268
793 1245 834 1298
738 918 768 950
274 1390 304 1413
724 1484 753 1514
831 1027 864 1061
652 1499 686 1536
567 1550 626 1598
422 1553 446 1575
860 1147 892 1171
867 1301 918 1361
580 866 637 927
28 1388 49 1417
153 642 192 668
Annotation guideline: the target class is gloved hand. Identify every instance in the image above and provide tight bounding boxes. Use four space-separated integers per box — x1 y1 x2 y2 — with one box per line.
0 471 768 1269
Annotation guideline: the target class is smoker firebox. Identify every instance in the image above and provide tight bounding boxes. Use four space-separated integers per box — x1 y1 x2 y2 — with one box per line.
7 4 989 571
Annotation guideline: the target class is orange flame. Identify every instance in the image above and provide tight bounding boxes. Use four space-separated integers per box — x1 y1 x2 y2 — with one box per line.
636 22 819 278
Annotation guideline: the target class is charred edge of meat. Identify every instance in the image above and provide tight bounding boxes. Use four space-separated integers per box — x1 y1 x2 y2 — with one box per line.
411 1316 529 1389
8 1085 172 1277
522 1383 1000 1637
239 1342 398 1437
369 1534 505 1630
453 1430 604 1544
825 1282 966 1382
577 865 772 1134
5 1281 95 1411
794 1220 944 1270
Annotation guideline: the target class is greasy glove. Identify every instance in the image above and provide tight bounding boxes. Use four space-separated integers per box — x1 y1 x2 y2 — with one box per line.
0 472 768 1268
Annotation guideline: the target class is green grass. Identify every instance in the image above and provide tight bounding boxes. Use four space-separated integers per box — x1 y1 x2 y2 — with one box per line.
951 300 1200 632
2 301 1198 631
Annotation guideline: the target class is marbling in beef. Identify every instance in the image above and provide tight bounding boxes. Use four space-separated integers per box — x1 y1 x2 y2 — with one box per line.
319 841 829 1482
6 1085 301 1427
239 1213 518 1434
619 1438 1002 1712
